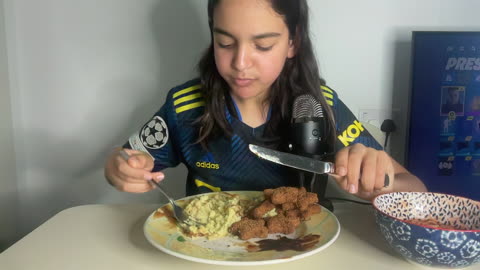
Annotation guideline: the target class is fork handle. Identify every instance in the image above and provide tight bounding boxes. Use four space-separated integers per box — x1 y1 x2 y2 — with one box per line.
147 179 176 205
118 149 175 204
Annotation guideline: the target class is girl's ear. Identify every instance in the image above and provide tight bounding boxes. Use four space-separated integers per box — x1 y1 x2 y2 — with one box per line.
287 39 296 58
287 28 300 58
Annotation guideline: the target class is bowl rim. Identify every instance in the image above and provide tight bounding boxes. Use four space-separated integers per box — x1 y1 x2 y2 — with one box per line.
372 191 480 232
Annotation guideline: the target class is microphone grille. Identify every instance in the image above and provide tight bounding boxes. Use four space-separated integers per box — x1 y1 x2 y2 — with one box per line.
292 94 324 119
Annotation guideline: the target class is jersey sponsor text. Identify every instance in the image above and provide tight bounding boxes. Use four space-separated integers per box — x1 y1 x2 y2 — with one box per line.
337 120 365 146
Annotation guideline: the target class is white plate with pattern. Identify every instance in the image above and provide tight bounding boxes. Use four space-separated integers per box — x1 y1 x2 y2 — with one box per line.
144 191 340 266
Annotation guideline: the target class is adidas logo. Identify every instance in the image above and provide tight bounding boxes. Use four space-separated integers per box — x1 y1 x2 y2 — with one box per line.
195 161 220 170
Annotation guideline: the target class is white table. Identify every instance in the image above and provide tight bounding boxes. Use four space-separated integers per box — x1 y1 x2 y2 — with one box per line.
1 202 474 269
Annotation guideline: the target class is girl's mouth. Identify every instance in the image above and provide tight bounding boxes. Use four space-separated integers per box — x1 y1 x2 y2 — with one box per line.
233 78 254 87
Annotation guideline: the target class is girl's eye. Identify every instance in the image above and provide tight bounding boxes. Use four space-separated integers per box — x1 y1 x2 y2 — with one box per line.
256 45 273 51
218 43 233 49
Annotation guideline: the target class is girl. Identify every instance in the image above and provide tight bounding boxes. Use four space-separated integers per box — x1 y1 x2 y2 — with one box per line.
104 0 426 200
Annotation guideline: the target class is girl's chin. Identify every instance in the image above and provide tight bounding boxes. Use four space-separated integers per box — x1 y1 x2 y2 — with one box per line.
230 89 267 101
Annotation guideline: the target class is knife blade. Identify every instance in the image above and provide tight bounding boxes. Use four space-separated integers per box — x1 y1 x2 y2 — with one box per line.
248 144 335 174
249 144 390 188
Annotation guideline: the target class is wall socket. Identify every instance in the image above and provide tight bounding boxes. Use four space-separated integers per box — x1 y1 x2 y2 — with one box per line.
358 108 404 160
358 109 392 128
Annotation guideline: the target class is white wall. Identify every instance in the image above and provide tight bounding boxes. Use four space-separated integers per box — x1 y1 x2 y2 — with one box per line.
2 0 480 249
0 0 19 251
4 0 209 240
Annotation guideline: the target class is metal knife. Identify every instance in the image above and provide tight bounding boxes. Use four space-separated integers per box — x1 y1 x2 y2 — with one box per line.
248 144 390 187
248 144 335 174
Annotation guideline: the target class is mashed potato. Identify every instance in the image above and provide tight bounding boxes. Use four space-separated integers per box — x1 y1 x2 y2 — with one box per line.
183 192 252 239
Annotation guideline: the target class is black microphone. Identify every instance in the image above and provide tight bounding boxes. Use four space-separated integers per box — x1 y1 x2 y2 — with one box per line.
290 94 329 158
290 94 333 211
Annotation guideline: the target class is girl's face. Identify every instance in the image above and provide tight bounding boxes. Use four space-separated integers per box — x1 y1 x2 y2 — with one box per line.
212 0 295 103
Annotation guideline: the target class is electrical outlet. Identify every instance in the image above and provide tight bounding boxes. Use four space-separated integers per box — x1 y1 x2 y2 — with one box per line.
358 109 392 128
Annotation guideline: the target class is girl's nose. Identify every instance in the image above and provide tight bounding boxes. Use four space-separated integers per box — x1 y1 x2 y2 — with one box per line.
232 45 252 71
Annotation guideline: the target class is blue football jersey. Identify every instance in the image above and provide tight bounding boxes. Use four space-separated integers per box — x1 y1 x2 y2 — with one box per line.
125 79 382 195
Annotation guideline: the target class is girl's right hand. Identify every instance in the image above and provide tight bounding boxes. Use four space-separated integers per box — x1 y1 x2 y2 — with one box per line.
104 148 165 193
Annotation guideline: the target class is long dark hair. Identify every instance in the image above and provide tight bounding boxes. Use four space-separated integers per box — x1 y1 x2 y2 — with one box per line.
196 0 336 151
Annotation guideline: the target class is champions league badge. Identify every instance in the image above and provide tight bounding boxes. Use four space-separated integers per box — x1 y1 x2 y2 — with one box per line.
140 116 169 149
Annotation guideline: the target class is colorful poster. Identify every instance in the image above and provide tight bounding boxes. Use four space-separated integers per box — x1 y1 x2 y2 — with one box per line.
407 32 480 200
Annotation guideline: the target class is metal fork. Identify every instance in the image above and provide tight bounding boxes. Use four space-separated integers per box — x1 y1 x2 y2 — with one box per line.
118 149 203 227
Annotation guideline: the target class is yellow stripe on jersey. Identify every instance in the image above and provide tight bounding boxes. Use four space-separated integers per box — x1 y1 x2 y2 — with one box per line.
194 179 221 192
173 93 203 106
322 92 333 100
173 84 202 98
321 85 333 93
320 85 334 106
175 101 206 113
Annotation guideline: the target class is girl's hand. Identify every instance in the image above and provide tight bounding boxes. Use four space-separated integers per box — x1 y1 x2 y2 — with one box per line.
330 143 395 200
104 148 164 193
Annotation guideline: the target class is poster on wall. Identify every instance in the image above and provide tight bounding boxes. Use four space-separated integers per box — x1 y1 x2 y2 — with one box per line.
407 31 480 200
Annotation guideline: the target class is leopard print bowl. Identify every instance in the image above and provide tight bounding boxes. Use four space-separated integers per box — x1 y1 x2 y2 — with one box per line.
373 192 480 268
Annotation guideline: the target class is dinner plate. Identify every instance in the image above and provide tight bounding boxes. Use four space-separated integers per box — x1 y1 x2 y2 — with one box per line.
143 191 340 266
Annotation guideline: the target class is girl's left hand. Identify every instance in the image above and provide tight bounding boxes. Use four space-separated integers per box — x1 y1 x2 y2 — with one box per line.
330 143 395 199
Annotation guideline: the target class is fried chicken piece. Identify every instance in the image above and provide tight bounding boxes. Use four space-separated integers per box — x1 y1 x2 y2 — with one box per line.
263 189 275 200
297 187 307 198
229 218 268 240
301 204 322 220
284 209 301 219
266 215 301 234
297 192 319 211
251 200 276 219
271 187 299 204
281 202 296 211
